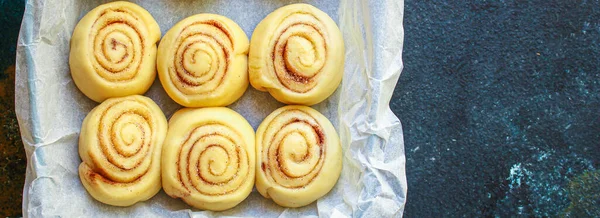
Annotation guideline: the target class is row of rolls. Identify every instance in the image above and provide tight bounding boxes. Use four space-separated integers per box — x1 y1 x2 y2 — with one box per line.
70 1 344 106
79 96 341 210
71 1 344 211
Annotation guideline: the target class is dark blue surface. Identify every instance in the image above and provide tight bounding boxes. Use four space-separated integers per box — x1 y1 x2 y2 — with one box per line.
0 1 23 70
392 0 600 217
0 0 26 216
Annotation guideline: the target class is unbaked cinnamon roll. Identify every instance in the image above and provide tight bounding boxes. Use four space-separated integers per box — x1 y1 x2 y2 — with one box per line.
249 4 345 106
78 95 167 206
157 14 249 107
69 1 161 102
256 105 342 207
162 107 255 211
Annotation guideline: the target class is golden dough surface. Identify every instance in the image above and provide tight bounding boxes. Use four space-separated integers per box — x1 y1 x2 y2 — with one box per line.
78 95 167 206
157 14 249 107
161 107 256 211
255 105 342 207
69 1 161 102
249 4 345 106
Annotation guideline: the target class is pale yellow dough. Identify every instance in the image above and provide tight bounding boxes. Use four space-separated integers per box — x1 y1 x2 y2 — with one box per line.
157 14 249 107
69 1 160 102
78 95 167 206
249 4 345 106
162 107 255 211
256 105 342 207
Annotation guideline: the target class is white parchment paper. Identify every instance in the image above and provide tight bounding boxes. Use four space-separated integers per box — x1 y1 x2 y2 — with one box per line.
16 0 406 217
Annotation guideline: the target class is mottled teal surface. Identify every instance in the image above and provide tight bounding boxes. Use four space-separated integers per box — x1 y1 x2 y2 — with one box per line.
0 1 23 69
393 0 600 217
0 0 26 217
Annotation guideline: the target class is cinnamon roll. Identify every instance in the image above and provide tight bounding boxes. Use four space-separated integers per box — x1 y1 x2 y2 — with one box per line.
249 4 345 106
256 105 342 207
157 14 249 107
162 107 255 211
78 95 167 206
69 1 161 102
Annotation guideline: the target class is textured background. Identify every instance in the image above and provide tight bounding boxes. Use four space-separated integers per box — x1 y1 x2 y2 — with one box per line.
392 0 600 217
0 0 26 217
1 0 600 217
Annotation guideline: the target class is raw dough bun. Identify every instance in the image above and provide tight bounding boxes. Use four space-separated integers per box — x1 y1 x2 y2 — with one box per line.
69 1 160 102
78 95 167 206
249 4 345 106
255 105 342 207
157 14 249 107
162 107 255 211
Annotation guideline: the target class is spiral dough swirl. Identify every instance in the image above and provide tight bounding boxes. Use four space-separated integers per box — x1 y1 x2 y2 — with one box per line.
91 8 145 82
178 125 249 196
78 95 167 207
70 1 161 102
158 14 249 107
249 4 344 105
256 105 342 208
262 109 325 187
162 108 255 211
271 14 327 93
